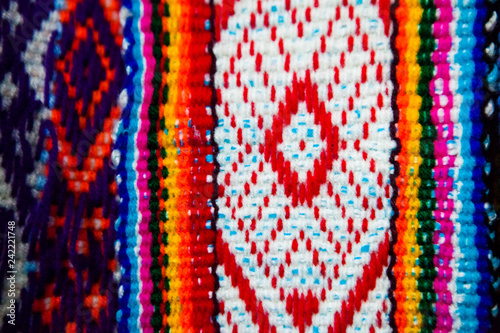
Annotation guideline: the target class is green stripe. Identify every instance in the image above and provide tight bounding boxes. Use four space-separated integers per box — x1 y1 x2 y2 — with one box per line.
416 0 437 331
148 1 169 332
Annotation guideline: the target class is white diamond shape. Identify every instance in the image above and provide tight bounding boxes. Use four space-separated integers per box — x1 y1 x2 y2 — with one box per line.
215 0 394 331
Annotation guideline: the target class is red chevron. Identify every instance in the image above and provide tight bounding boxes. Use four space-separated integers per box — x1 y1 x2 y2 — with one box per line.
217 230 390 332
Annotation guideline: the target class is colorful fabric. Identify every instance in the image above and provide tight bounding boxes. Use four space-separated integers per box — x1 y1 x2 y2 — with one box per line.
394 0 494 331
1 0 124 331
215 0 395 332
1 0 499 332
116 0 216 332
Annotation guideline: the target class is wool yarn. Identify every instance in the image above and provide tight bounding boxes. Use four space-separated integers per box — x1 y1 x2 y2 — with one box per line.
1 0 124 331
484 0 500 330
116 1 217 332
393 0 493 331
0 0 499 332
214 0 395 332
0 0 54 326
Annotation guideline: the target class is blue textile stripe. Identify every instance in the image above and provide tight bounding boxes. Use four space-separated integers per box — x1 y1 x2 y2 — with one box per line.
115 0 144 331
483 0 500 324
472 0 493 330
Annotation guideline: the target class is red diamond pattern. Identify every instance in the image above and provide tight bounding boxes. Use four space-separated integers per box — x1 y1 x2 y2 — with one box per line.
214 1 393 332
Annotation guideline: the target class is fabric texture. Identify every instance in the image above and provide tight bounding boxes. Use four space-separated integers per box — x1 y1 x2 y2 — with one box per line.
0 0 499 332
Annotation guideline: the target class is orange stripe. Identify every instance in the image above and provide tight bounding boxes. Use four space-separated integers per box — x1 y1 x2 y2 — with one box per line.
394 0 410 329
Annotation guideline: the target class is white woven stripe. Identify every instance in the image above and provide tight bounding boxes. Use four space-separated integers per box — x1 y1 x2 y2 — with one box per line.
215 0 394 331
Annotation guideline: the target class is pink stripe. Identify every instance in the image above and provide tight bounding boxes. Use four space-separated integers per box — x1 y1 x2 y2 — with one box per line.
138 1 155 332
430 1 454 331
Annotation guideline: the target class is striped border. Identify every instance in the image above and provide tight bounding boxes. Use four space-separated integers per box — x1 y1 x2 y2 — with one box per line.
114 0 499 331
393 0 494 331
115 1 217 331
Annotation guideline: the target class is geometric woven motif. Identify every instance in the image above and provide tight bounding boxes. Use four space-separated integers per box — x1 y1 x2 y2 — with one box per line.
215 0 394 331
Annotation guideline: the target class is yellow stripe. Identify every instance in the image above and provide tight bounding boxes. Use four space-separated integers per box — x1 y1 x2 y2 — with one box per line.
162 0 182 330
402 0 423 330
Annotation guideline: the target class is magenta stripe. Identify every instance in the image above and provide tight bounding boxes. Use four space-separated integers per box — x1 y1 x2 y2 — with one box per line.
430 0 454 331
138 1 155 332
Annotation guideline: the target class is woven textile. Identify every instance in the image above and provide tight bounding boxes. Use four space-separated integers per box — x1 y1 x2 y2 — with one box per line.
393 0 494 331
214 0 395 332
1 0 124 331
115 0 216 332
1 0 499 332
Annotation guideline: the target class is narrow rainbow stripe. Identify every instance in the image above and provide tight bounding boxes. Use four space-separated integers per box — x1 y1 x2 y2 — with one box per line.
115 1 217 332
116 0 138 330
394 0 494 331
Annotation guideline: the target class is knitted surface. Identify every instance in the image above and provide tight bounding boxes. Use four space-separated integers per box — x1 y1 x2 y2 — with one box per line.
1 0 499 332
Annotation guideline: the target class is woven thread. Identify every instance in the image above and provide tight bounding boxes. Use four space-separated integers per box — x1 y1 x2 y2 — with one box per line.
483 0 500 330
114 1 217 332
1 0 499 331
0 0 125 330
214 0 395 331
